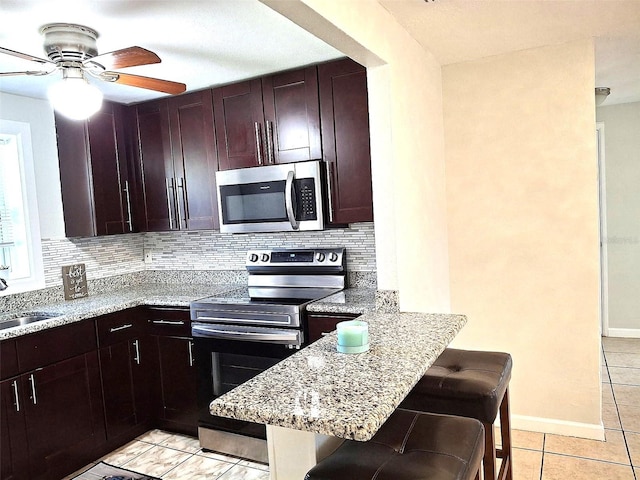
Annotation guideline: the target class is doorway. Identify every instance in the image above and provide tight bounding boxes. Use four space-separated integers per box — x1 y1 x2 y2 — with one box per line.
596 122 608 336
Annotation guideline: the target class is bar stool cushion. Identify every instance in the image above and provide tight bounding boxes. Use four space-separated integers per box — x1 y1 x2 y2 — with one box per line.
305 410 484 480
399 348 512 424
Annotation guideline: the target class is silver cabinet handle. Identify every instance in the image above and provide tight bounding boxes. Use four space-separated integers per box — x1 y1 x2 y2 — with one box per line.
110 324 132 333
177 177 188 229
265 120 274 164
12 380 20 412
285 170 299 230
188 340 194 367
325 161 335 223
29 374 37 405
123 180 133 232
254 122 263 165
133 339 141 365
151 320 185 325
165 177 175 229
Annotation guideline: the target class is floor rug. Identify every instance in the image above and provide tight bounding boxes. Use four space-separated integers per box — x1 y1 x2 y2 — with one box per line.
71 461 161 480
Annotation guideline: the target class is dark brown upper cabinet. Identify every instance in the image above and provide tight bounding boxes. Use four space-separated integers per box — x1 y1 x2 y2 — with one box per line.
318 58 374 224
55 101 134 237
214 66 321 170
131 89 219 231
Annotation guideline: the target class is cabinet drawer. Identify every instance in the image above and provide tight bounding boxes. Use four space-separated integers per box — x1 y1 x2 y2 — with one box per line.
96 310 145 347
145 307 191 337
307 313 360 344
16 320 97 373
0 339 18 380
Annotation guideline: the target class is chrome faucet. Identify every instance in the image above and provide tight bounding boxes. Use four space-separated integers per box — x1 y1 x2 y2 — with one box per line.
0 264 8 290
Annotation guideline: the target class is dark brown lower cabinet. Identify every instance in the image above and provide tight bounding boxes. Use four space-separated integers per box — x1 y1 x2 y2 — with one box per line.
99 337 154 447
154 335 198 436
145 306 197 436
307 312 360 344
3 306 199 479
23 353 105 480
1 376 29 480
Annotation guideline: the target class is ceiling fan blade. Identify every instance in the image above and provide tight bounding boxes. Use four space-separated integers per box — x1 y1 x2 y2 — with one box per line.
0 46 53 66
0 70 55 77
103 71 186 94
84 46 161 70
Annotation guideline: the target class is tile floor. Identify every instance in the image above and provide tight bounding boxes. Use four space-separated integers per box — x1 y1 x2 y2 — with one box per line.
504 336 639 480
67 336 639 480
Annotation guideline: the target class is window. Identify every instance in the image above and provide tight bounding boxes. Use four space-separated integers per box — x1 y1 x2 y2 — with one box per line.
0 119 44 293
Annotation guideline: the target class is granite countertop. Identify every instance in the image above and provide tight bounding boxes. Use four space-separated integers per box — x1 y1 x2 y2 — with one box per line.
0 283 241 340
210 312 467 441
0 285 379 340
307 288 376 315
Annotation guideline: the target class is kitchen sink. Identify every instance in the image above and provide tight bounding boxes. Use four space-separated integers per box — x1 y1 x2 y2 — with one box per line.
0 313 60 330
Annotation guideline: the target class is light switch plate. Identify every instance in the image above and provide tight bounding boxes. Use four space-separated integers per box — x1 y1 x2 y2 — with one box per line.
144 251 153 264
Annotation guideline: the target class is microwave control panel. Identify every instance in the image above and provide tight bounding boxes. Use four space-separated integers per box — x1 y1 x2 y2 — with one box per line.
295 178 318 221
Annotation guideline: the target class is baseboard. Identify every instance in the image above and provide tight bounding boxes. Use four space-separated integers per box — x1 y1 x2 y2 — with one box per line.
607 328 640 338
511 414 605 440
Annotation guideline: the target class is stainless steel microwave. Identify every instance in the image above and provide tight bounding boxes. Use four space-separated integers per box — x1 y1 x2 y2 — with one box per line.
216 160 325 233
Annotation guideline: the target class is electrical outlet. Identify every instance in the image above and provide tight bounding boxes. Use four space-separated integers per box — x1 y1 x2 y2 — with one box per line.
144 251 153 264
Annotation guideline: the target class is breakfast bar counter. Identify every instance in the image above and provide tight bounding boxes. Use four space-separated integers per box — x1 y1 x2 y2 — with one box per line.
210 311 467 478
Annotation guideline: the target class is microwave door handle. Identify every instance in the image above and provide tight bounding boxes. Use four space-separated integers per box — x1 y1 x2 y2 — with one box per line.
285 170 299 230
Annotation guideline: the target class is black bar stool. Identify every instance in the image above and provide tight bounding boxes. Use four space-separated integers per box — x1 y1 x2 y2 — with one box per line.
305 410 485 480
399 348 513 480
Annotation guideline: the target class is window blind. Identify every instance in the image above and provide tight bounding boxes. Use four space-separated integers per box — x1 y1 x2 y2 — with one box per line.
0 138 16 248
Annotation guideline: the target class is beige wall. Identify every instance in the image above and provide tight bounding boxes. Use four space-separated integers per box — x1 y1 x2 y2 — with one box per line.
444 41 603 437
263 0 451 312
596 102 640 335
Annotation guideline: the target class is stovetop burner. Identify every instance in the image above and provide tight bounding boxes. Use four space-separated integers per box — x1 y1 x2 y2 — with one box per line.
191 248 346 332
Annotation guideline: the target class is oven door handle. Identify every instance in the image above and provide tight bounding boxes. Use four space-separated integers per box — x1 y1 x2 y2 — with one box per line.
192 324 300 343
285 170 299 230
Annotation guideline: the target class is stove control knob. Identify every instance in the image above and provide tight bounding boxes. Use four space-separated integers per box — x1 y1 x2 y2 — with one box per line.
261 253 270 262
329 252 339 262
249 253 259 262
316 252 326 262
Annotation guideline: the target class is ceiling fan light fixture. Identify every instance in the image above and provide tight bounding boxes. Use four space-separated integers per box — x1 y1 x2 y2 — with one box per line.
48 68 103 120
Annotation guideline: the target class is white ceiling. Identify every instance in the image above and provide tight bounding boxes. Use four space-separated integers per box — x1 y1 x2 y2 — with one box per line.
0 0 343 104
379 0 640 105
0 0 638 106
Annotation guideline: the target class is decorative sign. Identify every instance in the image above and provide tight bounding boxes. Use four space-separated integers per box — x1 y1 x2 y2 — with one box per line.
62 263 88 300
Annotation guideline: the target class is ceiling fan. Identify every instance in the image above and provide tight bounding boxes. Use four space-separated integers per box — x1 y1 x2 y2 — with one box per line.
0 23 186 119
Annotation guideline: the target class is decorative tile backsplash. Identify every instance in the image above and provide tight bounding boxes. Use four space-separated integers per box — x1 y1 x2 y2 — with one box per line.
41 234 145 286
143 222 376 272
40 222 376 287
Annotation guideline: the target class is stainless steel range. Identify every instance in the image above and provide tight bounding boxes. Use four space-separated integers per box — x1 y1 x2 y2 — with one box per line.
190 247 346 462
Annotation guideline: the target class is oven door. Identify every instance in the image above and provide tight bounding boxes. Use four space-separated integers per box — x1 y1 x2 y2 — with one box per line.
192 329 298 461
216 160 324 233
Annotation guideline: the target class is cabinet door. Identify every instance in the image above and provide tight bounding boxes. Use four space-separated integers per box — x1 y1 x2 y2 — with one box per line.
307 313 359 343
0 377 29 480
213 79 265 170
56 101 132 237
156 336 197 435
133 99 175 231
87 102 133 235
262 66 321 164
99 341 136 440
319 59 373 224
55 112 95 237
168 90 219 230
23 353 105 480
